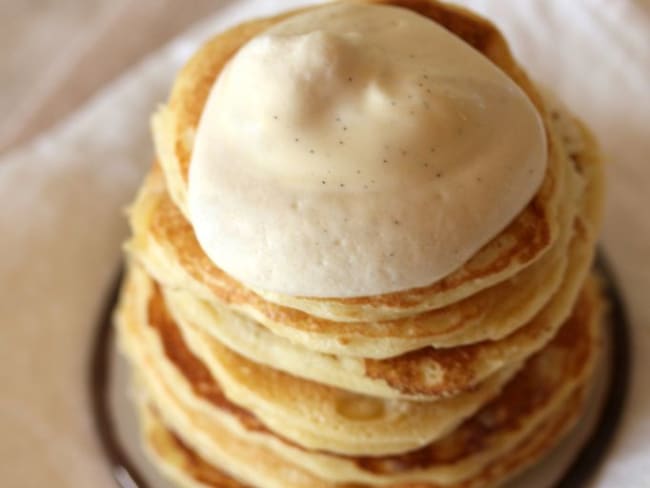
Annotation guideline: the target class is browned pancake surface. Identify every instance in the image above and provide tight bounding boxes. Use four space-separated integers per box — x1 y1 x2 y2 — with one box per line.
142 386 585 488
153 0 564 321
139 270 600 472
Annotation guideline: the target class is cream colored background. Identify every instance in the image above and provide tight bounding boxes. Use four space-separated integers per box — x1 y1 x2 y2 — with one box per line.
0 1 648 487
0 0 224 154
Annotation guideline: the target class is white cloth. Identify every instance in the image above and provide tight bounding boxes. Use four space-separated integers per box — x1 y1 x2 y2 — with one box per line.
0 1 647 486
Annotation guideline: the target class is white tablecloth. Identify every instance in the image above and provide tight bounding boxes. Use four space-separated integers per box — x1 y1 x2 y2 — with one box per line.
0 1 648 486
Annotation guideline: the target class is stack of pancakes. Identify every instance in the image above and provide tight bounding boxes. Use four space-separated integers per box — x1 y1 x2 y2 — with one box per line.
115 1 606 486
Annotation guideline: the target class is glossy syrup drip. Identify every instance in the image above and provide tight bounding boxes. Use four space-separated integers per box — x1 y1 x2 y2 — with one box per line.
89 255 629 488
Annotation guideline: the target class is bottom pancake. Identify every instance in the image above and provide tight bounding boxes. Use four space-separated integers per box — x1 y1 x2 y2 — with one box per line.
138 385 587 488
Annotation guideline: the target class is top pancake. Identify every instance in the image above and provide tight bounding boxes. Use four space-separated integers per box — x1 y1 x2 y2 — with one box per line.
127 101 597 359
151 0 566 322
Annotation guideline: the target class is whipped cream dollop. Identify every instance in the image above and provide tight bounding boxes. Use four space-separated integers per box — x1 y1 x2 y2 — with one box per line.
187 3 547 297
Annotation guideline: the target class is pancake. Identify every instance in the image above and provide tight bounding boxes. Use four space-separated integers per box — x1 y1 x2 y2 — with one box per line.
139 387 585 488
119 264 520 457
114 260 598 466
161 210 589 401
156 109 601 400
119 273 601 486
151 0 566 323
126 160 567 358
127 103 597 359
